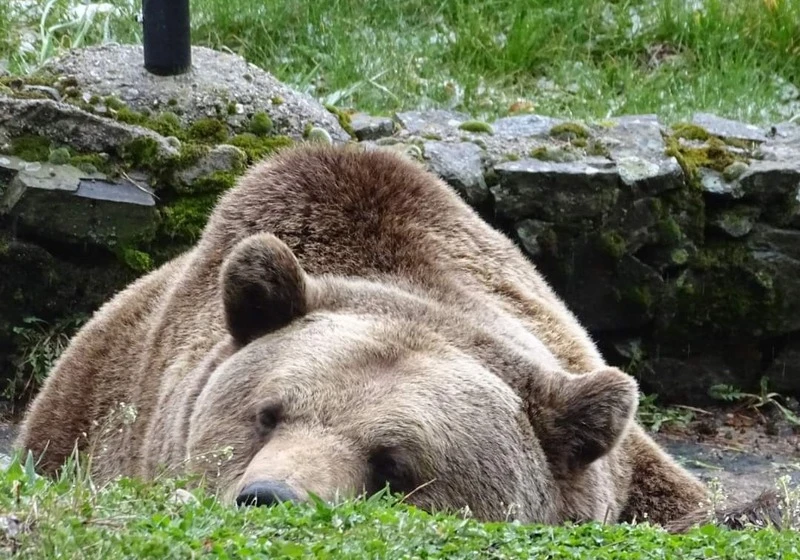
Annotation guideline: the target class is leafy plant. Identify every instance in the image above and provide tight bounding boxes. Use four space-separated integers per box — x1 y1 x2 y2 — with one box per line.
637 393 696 433
709 376 800 427
5 315 85 401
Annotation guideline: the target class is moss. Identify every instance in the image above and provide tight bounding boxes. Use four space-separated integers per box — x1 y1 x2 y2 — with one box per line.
249 111 274 136
458 120 493 134
586 139 610 158
68 153 112 176
9 135 52 161
657 217 683 246
117 247 153 273
665 136 744 184
307 127 333 145
671 122 710 141
229 133 293 163
598 231 627 260
503 153 520 162
421 133 442 141
119 137 163 172
325 104 356 138
114 107 146 125
160 194 220 243
549 122 590 141
104 96 125 111
149 112 183 138
89 94 101 105
302 123 314 138
47 147 71 165
664 243 781 340
623 285 654 312
188 118 229 143
167 98 178 107
191 170 241 194
271 96 285 106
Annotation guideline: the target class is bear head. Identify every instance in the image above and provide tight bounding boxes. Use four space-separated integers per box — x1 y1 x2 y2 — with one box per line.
182 232 639 524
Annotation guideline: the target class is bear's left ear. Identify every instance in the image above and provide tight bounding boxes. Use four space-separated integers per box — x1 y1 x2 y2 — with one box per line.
220 233 310 345
515 366 639 479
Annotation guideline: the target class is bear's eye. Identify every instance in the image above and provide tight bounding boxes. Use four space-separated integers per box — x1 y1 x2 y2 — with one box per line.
256 402 283 436
368 446 416 496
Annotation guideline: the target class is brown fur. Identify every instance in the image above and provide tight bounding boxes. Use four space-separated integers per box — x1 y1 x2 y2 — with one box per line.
14 143 751 527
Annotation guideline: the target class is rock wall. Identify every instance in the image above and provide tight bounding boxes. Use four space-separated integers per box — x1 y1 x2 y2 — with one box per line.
2 44 799 405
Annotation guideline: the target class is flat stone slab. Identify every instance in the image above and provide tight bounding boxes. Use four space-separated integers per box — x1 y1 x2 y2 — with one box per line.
0 96 177 160
422 141 488 206
43 44 349 142
491 114 563 138
395 110 470 137
491 158 620 221
351 113 395 141
692 112 769 143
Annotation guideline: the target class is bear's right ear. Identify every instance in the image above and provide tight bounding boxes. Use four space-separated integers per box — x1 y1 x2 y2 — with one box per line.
516 366 639 479
220 233 310 345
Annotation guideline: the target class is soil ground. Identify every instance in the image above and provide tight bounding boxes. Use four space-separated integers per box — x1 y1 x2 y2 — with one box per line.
0 401 798 509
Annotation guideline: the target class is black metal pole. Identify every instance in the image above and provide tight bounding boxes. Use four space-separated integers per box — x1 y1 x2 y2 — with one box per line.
142 0 192 76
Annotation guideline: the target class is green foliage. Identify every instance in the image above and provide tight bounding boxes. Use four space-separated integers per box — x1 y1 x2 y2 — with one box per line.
248 111 273 136
0 449 797 558
188 118 229 143
2 0 800 123
228 133 294 163
117 247 153 274
550 122 590 141
5 315 85 401
324 104 356 138
160 195 220 243
637 393 695 433
458 120 493 134
709 377 800 427
8 135 52 161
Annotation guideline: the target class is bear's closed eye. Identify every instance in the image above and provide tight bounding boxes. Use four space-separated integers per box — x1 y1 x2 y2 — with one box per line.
368 446 416 495
256 402 283 437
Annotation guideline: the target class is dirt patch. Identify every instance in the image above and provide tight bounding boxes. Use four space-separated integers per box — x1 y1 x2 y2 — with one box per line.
651 402 800 507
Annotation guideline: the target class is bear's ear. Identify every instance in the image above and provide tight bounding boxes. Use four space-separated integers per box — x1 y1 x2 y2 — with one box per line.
519 367 639 479
220 233 310 345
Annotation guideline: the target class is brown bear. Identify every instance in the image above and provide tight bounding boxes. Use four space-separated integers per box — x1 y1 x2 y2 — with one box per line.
13 143 752 528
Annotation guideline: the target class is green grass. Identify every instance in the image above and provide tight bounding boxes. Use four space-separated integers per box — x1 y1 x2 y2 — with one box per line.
1 452 799 559
1 0 799 124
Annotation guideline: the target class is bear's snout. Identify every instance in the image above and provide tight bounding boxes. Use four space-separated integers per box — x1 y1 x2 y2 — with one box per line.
235 480 299 507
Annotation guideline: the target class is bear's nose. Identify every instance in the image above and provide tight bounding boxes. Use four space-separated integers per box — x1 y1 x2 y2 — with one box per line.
236 480 299 507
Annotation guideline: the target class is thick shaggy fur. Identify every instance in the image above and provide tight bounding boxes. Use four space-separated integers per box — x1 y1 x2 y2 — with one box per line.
16 144 730 527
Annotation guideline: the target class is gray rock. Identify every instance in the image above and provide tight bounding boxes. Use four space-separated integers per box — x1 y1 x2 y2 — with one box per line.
491 158 620 221
423 141 488 207
491 114 563 138
1 162 157 247
43 44 348 142
752 249 800 333
709 207 760 238
692 112 768 143
749 225 800 262
395 110 469 137
515 219 554 258
620 197 661 252
175 144 246 190
351 113 395 141
645 353 763 405
766 335 800 395
564 254 664 332
723 161 749 181
738 160 800 204
600 115 683 195
700 168 743 199
0 97 177 160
